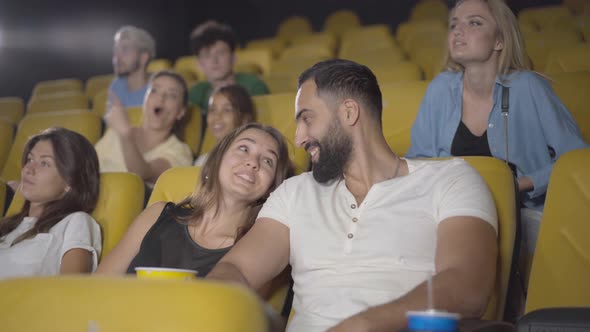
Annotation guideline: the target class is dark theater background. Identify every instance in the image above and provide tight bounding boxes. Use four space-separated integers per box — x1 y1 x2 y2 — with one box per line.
0 0 558 100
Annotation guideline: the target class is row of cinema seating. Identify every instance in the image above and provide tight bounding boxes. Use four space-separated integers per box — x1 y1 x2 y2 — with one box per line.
0 148 588 330
1 69 589 182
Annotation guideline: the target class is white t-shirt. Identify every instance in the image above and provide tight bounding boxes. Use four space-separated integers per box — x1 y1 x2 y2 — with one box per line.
0 212 102 279
258 158 497 332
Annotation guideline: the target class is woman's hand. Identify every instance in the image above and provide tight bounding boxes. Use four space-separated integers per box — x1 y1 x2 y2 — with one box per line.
104 92 132 138
517 176 534 192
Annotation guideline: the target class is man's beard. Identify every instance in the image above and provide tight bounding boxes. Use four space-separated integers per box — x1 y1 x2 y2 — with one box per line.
115 59 141 77
307 119 352 184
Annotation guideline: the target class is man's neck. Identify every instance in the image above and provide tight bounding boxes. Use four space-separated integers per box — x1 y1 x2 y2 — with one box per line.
126 70 149 92
343 131 403 204
210 73 236 89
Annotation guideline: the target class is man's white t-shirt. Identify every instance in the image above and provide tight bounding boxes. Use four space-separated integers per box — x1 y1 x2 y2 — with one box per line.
258 158 497 332
0 212 102 279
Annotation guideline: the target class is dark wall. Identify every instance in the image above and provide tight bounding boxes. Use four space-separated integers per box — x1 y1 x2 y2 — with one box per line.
0 0 557 100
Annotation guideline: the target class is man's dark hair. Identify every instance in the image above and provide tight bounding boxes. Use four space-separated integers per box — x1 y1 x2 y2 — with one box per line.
190 21 237 56
298 59 383 125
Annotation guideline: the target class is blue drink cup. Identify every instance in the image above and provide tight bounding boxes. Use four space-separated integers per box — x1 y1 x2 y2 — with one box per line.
406 310 460 332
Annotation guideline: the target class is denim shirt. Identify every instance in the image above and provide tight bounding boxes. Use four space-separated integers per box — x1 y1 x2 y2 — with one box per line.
406 71 588 209
109 77 149 108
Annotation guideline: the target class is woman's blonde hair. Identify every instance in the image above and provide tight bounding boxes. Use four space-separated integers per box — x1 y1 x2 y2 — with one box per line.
443 0 531 74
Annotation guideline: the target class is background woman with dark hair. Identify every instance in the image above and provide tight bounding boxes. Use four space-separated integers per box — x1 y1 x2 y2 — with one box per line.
0 127 102 278
194 84 256 166
97 123 292 278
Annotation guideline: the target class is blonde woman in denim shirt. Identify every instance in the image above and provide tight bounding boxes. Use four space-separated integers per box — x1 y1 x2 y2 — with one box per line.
406 0 588 257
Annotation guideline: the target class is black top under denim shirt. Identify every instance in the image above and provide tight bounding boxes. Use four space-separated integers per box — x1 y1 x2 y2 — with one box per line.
127 202 232 277
451 121 493 157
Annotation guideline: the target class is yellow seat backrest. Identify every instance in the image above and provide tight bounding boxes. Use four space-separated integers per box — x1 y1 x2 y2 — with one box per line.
544 45 590 74
343 48 406 69
92 88 108 117
269 56 330 76
410 0 449 22
235 48 273 76
0 97 25 125
518 5 572 29
27 92 89 115
460 156 518 320
0 119 15 173
323 9 361 36
371 62 423 85
411 46 446 80
85 74 114 99
253 92 309 174
6 172 145 259
524 29 584 71
279 43 335 61
381 81 429 157
32 78 83 97
0 276 266 332
246 37 286 58
1 110 102 182
147 166 201 206
340 25 397 58
396 19 447 52
147 58 172 73
174 55 203 81
276 16 313 44
525 148 590 313
549 71 590 142
263 71 301 94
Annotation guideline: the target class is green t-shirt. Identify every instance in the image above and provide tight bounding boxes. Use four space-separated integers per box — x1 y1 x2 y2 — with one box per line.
188 73 269 112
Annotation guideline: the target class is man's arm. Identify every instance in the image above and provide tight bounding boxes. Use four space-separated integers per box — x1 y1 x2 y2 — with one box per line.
207 217 290 290
329 216 498 332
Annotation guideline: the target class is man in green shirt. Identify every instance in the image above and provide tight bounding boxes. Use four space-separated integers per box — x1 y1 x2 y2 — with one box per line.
188 21 269 113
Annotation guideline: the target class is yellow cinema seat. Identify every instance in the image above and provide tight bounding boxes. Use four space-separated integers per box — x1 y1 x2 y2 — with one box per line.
0 276 267 332
32 78 83 97
0 97 25 125
85 74 114 100
381 81 429 156
525 148 590 314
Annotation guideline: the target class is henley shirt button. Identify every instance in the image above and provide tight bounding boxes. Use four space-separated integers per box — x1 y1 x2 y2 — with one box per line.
489 123 494 128
347 233 354 239
351 204 357 209
352 217 358 223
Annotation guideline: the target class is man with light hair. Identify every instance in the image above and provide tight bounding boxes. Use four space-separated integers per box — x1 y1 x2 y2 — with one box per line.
109 26 155 107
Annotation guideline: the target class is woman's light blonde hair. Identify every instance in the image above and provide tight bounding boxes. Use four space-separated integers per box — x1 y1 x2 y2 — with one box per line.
442 0 532 75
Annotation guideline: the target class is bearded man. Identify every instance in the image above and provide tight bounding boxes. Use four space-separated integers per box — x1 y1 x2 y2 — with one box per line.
109 26 155 107
208 59 499 332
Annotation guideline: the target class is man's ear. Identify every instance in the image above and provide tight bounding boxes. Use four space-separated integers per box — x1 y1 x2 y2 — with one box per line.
341 99 360 126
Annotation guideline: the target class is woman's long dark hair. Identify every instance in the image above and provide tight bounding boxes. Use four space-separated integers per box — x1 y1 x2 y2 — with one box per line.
175 123 293 240
0 127 100 246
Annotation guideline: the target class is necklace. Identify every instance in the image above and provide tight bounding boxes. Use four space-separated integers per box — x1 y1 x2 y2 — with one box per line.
189 223 233 250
